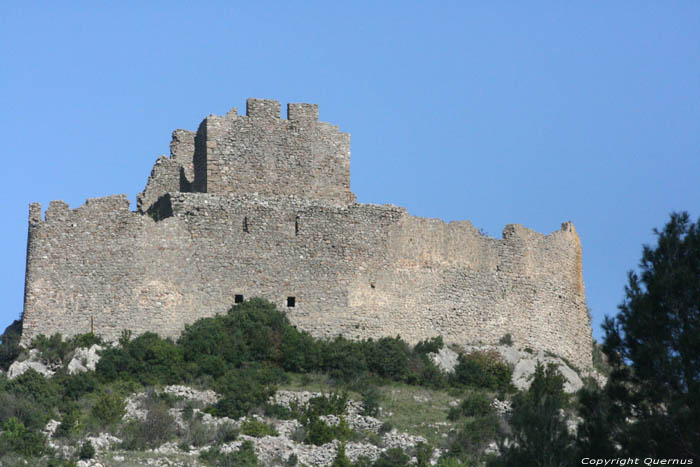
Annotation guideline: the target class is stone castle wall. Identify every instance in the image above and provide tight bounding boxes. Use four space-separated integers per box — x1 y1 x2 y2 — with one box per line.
21 99 593 369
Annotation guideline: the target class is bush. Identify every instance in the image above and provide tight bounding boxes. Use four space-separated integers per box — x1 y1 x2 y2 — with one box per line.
2 368 61 429
451 351 513 391
359 385 381 417
447 392 494 421
374 447 410 467
498 333 513 346
305 391 348 417
206 439 258 466
0 417 46 457
183 418 217 447
321 336 368 382
206 366 282 419
90 391 125 426
414 336 444 355
97 332 183 385
364 336 411 380
121 397 176 450
445 413 500 462
331 443 352 467
0 320 22 371
305 416 353 445
241 419 279 438
55 409 79 438
78 440 95 460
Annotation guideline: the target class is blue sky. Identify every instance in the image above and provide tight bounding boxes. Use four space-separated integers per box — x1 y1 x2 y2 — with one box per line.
1 2 698 342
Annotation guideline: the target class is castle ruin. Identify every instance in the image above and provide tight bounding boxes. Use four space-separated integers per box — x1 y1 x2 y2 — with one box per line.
21 99 593 368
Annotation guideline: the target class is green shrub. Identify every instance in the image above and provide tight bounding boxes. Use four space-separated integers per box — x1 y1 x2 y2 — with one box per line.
207 440 258 466
71 332 103 349
78 440 95 460
120 397 176 450
451 351 513 391
206 366 282 419
241 418 279 438
59 371 99 401
3 368 61 429
498 333 513 346
97 332 183 385
321 336 368 382
0 417 46 457
331 443 352 467
0 320 22 371
359 385 381 417
90 391 125 426
447 392 494 421
305 416 353 445
364 336 411 380
184 418 217 447
55 409 79 438
444 412 500 461
374 447 410 467
305 391 348 417
414 442 433 467
32 333 71 366
215 421 239 443
414 336 444 354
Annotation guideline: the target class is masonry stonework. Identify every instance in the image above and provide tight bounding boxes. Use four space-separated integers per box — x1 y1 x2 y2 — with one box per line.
21 98 593 369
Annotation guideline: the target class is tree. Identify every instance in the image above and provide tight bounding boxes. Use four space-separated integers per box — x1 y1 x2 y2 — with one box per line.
493 363 574 466
602 211 700 458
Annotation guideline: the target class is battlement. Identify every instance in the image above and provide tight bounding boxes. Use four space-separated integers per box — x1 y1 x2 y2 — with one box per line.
22 100 593 369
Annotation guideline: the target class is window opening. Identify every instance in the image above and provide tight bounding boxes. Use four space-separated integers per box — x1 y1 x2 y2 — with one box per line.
235 294 244 304
287 296 296 308
295 215 300 236
243 216 249 233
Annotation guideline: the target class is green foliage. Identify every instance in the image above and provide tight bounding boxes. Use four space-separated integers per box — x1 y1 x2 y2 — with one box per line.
59 371 99 401
331 443 352 467
498 333 513 346
374 447 410 467
590 340 611 376
321 336 368 382
496 363 573 466
207 366 282 419
414 442 433 467
305 416 353 445
55 409 79 438
359 384 382 417
201 440 259 466
305 391 348 417
2 368 61 429
90 391 125 426
97 332 183 385
414 336 444 355
451 350 513 392
78 440 95 460
447 391 494 421
599 211 700 458
0 319 22 371
0 417 46 457
121 395 176 450
241 418 279 437
32 333 72 366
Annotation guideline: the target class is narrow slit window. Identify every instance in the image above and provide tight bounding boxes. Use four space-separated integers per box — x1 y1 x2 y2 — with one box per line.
287 296 296 308
235 294 244 304
243 216 249 233
295 215 300 236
